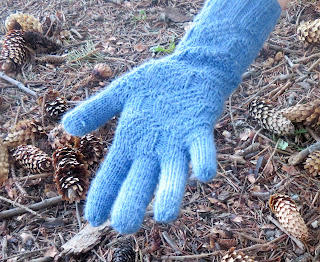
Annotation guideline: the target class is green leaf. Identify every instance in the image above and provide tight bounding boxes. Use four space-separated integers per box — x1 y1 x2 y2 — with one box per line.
294 129 308 135
277 139 289 150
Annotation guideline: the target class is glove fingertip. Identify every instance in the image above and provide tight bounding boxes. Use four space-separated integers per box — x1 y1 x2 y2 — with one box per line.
61 109 89 137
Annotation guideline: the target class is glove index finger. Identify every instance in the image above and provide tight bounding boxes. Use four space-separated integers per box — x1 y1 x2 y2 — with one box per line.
62 82 124 136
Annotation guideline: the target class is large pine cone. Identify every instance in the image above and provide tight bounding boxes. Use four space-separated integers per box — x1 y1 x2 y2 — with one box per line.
304 150 320 177
0 139 9 186
220 247 256 262
5 119 44 147
5 13 43 33
297 19 320 44
280 100 320 127
0 30 28 74
269 194 309 241
13 145 53 173
248 98 295 135
52 146 89 202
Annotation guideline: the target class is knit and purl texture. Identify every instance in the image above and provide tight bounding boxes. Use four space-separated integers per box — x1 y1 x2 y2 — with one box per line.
62 0 281 234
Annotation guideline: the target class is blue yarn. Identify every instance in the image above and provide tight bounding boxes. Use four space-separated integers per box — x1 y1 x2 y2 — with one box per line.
62 0 281 234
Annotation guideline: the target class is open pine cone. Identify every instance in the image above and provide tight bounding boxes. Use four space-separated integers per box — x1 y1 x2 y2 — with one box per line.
5 119 44 147
248 98 295 135
297 19 320 44
0 29 28 75
0 139 9 186
37 90 68 120
220 247 256 262
113 239 135 262
304 150 320 176
77 134 105 168
53 146 89 202
269 194 309 241
280 100 320 127
13 145 53 173
5 13 43 33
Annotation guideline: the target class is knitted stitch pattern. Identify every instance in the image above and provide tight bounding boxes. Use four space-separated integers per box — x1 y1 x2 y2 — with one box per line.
62 0 281 234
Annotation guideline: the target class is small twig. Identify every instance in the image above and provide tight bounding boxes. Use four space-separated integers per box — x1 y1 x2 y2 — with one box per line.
307 58 320 72
236 234 286 253
162 231 182 255
75 202 83 230
288 141 320 165
0 196 62 220
91 249 107 262
160 251 222 260
268 215 305 250
305 127 320 142
2 248 50 262
0 71 38 97
0 195 45 220
14 173 53 182
11 167 27 196
237 232 267 244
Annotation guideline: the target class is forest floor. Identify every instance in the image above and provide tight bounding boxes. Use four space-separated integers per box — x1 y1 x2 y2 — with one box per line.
1 0 320 261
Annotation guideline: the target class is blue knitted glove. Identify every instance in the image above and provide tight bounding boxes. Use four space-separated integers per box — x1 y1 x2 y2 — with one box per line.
62 0 281 233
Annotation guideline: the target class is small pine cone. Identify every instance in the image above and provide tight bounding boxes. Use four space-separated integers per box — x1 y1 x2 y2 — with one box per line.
5 119 44 147
53 146 89 202
304 150 320 176
5 13 43 33
37 90 68 120
248 98 295 135
220 248 256 262
0 139 9 186
269 194 309 241
113 239 135 262
48 124 76 149
0 30 28 74
77 134 105 167
297 19 320 44
280 100 320 127
92 63 112 80
13 145 53 173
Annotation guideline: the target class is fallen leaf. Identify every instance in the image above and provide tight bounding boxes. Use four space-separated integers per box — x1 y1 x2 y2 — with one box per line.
134 44 146 52
44 246 58 257
247 174 256 184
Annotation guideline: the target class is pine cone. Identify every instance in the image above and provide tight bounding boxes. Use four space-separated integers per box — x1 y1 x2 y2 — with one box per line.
248 98 295 135
77 134 105 167
304 150 320 176
297 19 320 44
269 194 309 241
37 90 68 120
13 145 53 173
52 146 89 202
220 247 256 262
0 30 28 74
113 239 135 262
5 13 43 33
48 124 76 149
280 100 320 127
5 119 44 147
0 139 9 186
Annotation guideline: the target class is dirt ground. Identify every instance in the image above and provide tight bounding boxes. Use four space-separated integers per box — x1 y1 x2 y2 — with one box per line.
1 0 320 261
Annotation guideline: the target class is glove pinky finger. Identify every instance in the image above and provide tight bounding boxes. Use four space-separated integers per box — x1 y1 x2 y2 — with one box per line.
189 130 217 182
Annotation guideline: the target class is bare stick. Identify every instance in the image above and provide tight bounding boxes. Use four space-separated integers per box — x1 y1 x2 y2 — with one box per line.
0 196 62 220
0 71 37 97
288 141 320 165
0 195 45 219
268 215 305 250
162 231 182 255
